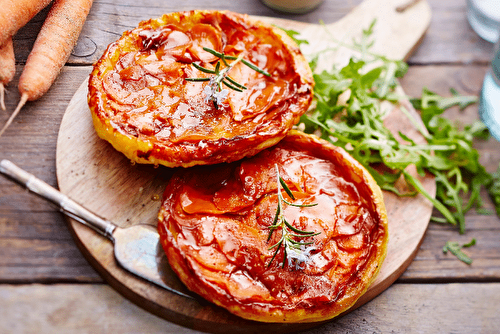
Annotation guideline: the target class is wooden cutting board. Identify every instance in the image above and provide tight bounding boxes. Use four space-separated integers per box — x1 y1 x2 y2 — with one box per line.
56 0 433 332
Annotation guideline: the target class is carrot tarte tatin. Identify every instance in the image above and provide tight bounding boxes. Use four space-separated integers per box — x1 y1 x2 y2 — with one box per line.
158 130 388 323
88 10 313 167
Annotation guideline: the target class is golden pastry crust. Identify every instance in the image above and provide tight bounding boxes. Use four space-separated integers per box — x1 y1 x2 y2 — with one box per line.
158 130 388 323
88 10 314 167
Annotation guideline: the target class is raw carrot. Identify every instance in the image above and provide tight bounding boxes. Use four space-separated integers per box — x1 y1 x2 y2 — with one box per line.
0 0 94 137
0 39 16 111
0 0 53 47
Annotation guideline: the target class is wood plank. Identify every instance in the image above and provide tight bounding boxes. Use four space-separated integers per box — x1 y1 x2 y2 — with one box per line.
51 2 434 328
410 0 495 65
400 65 490 128
398 64 500 281
2 65 499 283
0 283 498 333
10 0 495 66
0 212 100 283
12 0 362 64
0 66 91 179
0 1 497 329
401 219 500 281
0 66 100 283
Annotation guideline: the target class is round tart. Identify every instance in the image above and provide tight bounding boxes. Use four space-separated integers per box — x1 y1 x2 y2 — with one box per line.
158 130 388 323
88 10 314 167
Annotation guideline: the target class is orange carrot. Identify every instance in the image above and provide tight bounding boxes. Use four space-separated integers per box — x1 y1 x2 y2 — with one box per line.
0 0 53 46
0 0 94 137
0 39 16 111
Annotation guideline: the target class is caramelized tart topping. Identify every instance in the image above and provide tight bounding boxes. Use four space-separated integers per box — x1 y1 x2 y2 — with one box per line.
158 131 388 323
88 10 313 167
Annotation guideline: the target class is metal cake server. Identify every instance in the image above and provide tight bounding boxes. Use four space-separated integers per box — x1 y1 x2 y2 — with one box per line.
0 159 194 299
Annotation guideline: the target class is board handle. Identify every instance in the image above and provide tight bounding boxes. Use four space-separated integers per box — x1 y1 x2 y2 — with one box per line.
0 159 116 239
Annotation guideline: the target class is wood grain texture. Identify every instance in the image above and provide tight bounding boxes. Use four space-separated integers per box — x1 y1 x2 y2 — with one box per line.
11 0 495 66
52 1 435 331
2 65 498 286
1 283 499 333
55 81 434 332
0 0 499 332
398 64 500 282
0 65 500 283
0 66 100 283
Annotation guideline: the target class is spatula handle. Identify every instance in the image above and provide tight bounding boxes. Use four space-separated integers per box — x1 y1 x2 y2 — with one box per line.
0 159 116 239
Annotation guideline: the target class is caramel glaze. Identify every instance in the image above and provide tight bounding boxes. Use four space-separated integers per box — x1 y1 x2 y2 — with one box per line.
158 131 388 323
88 11 314 167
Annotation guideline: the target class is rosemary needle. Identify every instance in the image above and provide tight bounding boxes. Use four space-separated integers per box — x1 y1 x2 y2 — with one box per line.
185 47 270 109
267 164 319 269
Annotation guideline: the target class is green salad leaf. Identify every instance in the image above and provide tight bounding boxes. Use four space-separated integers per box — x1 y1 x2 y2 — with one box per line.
488 163 500 217
289 21 500 264
443 239 476 265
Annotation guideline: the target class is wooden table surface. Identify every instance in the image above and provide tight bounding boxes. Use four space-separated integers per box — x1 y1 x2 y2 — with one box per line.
1 0 499 333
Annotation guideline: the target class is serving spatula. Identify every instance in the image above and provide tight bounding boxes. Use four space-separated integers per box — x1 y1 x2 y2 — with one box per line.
0 159 194 299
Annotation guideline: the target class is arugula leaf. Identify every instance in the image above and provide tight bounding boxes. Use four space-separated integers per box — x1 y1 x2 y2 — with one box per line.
410 87 478 111
443 239 476 265
411 89 494 233
279 27 309 47
288 22 499 263
487 163 500 217
299 25 498 235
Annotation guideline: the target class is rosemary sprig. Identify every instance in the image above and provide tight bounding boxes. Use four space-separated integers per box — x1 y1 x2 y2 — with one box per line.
267 164 319 269
185 47 270 109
